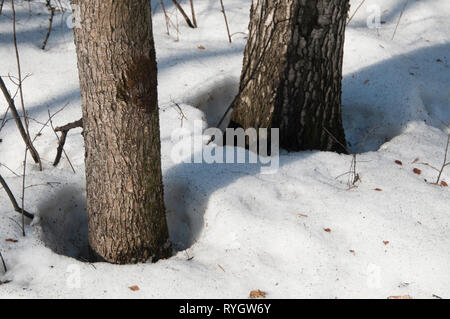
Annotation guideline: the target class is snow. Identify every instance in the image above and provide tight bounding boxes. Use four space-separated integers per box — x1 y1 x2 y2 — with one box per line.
0 0 449 298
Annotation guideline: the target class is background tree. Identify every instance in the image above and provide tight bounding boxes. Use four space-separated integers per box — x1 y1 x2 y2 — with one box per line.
229 0 349 152
72 1 171 264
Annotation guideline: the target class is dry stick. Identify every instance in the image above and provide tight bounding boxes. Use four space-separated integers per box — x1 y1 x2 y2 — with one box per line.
392 0 409 40
42 2 55 50
0 174 34 219
159 0 170 35
11 0 42 170
52 118 82 168
0 78 40 167
0 0 4 15
171 0 195 28
346 0 366 26
219 0 232 43
189 0 197 28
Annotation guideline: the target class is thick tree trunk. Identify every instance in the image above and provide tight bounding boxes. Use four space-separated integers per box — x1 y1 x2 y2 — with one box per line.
230 0 349 152
72 1 170 264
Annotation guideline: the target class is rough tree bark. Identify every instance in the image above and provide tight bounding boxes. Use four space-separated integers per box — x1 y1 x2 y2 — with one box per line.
71 1 170 264
230 0 349 152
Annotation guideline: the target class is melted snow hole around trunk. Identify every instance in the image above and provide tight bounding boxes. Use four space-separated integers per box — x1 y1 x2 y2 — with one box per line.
37 187 91 262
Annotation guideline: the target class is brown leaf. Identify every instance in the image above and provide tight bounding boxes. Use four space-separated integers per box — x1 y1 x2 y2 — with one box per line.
374 188 383 191
349 250 355 255
249 290 266 299
413 168 422 175
388 295 412 299
412 158 420 164
395 160 403 166
295 213 308 218
383 241 390 245
324 228 331 233
0 280 11 286
197 45 206 50
5 238 18 243
129 285 140 291
441 181 448 187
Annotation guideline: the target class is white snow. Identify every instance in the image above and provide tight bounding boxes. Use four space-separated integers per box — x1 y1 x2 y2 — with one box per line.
0 0 449 298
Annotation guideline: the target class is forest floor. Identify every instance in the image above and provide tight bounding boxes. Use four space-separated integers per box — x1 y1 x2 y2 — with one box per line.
0 0 449 298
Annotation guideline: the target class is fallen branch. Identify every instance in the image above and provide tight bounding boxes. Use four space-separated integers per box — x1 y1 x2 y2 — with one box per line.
53 118 82 168
171 0 195 28
0 174 34 219
0 77 41 167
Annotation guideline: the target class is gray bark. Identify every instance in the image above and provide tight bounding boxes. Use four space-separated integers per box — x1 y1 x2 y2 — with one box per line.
230 0 349 152
72 0 170 264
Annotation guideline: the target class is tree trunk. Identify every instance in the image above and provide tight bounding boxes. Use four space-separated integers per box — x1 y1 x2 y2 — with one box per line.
230 0 349 152
72 1 170 264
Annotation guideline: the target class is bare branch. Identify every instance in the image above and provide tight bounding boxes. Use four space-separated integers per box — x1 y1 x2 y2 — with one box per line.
0 174 34 219
171 0 195 28
48 112 79 172
219 0 232 43
11 0 42 170
42 1 56 50
392 0 409 40
189 0 197 28
346 0 366 26
0 77 41 167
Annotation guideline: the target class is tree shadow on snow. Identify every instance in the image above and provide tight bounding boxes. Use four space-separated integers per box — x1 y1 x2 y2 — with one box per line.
166 42 449 251
37 185 89 261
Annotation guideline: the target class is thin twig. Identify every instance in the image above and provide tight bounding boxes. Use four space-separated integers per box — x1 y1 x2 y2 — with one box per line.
0 174 34 219
20 147 27 236
189 0 197 28
0 163 21 177
53 118 82 167
0 77 41 167
159 0 170 35
0 0 4 15
219 0 232 43
11 0 42 170
346 0 366 26
392 0 409 40
0 251 6 273
42 1 56 50
171 0 195 28
48 111 78 173
436 134 450 184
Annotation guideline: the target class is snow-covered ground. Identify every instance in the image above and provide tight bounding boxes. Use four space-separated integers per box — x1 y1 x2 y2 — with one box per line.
0 0 449 298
